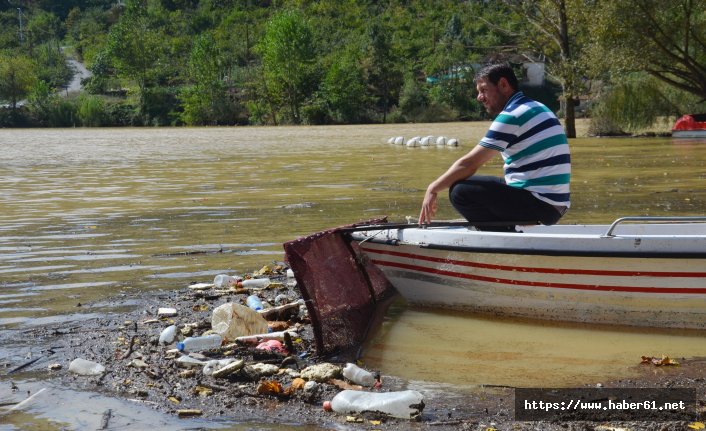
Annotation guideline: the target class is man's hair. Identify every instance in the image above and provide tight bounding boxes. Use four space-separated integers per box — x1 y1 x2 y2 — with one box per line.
474 62 518 91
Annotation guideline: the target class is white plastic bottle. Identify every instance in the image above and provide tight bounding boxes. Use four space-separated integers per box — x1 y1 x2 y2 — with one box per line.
213 274 238 288
158 324 177 345
69 358 106 376
176 334 223 352
330 389 424 419
239 278 271 288
342 363 376 386
246 294 264 311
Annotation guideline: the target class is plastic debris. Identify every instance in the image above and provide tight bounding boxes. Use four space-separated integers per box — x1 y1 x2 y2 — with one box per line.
176 334 222 352
330 389 424 419
342 362 375 386
211 359 245 378
69 358 105 376
158 325 177 345
211 302 269 341
256 339 287 355
175 355 205 369
235 330 298 345
157 307 177 317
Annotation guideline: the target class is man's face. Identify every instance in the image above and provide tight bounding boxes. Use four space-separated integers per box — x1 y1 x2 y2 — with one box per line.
476 77 510 117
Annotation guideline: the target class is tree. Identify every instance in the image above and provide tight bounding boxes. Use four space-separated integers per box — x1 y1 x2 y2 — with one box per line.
321 49 369 124
257 9 317 124
104 0 166 117
180 32 241 125
362 20 403 123
0 54 37 110
503 0 589 138
589 0 706 103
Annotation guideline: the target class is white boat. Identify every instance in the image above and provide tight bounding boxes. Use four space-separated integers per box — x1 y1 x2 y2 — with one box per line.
348 217 706 330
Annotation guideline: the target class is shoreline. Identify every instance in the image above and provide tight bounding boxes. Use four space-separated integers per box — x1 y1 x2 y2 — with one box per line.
3 267 705 430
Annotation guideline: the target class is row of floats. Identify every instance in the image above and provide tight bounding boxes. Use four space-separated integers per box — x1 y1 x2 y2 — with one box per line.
387 135 459 147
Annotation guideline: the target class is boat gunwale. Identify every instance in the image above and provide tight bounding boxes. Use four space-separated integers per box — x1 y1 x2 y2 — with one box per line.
358 236 706 258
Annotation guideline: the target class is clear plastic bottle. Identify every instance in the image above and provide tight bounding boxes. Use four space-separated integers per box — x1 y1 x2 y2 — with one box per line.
158 324 177 345
342 362 376 386
213 274 239 288
246 294 263 311
330 389 424 419
239 278 271 288
69 358 106 376
176 334 223 352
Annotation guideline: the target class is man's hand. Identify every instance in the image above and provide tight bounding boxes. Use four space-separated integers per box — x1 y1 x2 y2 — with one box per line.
418 189 438 224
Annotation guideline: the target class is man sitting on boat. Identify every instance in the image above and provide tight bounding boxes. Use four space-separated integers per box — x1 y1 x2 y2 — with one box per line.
418 62 571 231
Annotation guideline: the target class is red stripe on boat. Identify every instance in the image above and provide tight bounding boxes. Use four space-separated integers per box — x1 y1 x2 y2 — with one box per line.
371 259 706 294
363 247 706 278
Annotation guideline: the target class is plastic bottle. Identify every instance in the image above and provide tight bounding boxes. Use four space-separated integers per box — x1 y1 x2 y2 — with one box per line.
68 358 106 376
239 278 271 288
246 294 263 311
211 302 268 340
330 389 424 419
176 334 223 352
213 274 239 288
286 269 295 278
158 324 177 345
342 362 376 387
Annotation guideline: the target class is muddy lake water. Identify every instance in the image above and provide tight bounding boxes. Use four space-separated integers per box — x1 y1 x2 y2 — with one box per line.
2 122 706 430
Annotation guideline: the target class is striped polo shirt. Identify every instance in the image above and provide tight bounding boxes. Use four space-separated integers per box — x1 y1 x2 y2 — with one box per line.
479 91 571 208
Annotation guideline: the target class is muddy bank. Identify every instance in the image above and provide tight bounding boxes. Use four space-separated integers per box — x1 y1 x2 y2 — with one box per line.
4 265 706 431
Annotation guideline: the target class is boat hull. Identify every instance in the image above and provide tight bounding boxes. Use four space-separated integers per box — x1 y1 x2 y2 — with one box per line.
672 130 706 138
355 224 706 329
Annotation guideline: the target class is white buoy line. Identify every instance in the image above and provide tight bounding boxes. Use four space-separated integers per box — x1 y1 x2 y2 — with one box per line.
386 135 459 147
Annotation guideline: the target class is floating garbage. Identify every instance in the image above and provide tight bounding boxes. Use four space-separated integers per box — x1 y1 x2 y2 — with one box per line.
238 277 271 289
211 302 269 340
235 330 298 345
211 358 245 378
175 355 205 369
213 274 240 288
69 358 105 376
202 358 236 376
157 307 177 317
246 294 264 311
176 334 222 352
342 362 375 387
329 389 424 420
158 324 177 345
256 339 288 355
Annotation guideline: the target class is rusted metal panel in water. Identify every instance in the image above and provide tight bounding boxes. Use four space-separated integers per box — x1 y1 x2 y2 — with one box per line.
283 218 399 360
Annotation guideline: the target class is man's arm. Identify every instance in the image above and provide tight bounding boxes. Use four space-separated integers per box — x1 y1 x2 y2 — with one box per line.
418 145 498 224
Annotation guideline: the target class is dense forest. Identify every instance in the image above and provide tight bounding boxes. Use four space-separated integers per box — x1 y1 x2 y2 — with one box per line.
0 0 704 134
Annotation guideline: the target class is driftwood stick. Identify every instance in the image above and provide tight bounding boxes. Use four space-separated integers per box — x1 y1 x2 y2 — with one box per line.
7 356 42 374
1 388 47 415
120 335 138 360
99 408 112 429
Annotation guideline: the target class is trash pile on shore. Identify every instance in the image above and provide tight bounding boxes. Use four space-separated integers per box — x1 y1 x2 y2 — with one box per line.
60 263 425 424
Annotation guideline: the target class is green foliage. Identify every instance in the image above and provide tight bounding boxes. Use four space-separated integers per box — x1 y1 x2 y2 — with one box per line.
321 50 369 124
27 80 59 125
589 73 704 135
77 94 106 126
587 0 706 100
0 54 37 109
104 0 168 115
258 9 318 124
6 0 705 129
